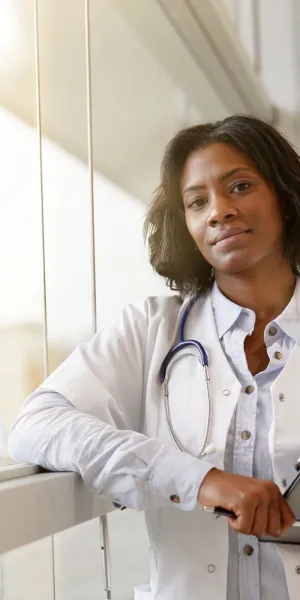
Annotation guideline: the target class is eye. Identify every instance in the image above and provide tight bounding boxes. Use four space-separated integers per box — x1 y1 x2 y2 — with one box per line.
187 196 208 209
230 181 252 194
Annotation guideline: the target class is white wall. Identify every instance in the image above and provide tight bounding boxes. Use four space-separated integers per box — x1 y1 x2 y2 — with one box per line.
258 0 298 143
223 0 300 147
236 0 256 67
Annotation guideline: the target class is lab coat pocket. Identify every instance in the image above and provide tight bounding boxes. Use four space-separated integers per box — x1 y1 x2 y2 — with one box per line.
157 350 209 457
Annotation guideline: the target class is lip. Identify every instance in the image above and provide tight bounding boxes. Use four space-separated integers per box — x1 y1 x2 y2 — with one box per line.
213 229 252 248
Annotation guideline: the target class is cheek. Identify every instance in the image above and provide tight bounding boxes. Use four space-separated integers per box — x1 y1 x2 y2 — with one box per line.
185 214 206 247
258 204 285 240
255 189 283 225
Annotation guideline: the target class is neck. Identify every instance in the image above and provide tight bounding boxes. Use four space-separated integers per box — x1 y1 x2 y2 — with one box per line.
215 260 296 323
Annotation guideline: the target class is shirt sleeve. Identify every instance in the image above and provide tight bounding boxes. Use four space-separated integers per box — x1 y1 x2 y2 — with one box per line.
9 302 215 512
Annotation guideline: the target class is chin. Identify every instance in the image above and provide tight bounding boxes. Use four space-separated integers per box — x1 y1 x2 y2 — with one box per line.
213 256 257 276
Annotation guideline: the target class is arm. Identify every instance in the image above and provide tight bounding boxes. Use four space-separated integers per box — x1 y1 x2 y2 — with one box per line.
9 301 214 511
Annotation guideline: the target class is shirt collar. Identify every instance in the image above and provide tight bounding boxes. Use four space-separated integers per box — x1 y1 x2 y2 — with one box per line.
275 277 300 344
211 282 245 339
211 277 300 344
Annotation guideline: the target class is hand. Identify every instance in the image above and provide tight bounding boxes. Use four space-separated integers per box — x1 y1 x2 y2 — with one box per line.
198 468 295 538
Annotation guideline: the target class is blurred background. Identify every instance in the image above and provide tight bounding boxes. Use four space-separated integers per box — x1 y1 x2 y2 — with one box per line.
0 0 299 598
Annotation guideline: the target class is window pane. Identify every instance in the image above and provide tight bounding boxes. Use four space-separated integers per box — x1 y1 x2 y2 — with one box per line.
37 0 94 374
0 1 44 461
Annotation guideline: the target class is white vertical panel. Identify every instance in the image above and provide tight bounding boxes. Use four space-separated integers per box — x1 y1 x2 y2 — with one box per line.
54 521 105 600
37 0 94 372
33 1 102 599
0 0 44 445
108 511 150 600
33 0 49 379
33 2 56 598
84 1 111 598
84 0 97 336
0 0 55 596
1 539 54 600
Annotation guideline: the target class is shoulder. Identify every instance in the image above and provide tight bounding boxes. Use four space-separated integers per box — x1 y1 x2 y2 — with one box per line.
124 294 184 335
144 294 183 319
118 294 182 323
91 295 183 350
104 295 184 356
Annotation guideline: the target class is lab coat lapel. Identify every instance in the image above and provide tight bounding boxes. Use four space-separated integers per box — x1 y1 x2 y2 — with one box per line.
268 283 300 600
270 278 300 490
271 342 300 490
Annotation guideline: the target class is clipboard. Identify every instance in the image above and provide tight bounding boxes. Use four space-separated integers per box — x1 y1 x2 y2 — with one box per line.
260 469 300 545
204 463 300 545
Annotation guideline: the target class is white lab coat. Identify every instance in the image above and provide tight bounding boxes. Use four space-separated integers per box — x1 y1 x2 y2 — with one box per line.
9 290 300 600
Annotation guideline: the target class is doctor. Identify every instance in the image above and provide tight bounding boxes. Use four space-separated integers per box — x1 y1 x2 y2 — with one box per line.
9 114 300 600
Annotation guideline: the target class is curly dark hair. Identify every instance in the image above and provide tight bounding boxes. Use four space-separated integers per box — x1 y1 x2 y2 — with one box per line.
144 114 300 296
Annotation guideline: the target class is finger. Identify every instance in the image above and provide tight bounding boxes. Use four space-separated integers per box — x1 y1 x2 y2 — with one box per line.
278 495 295 535
229 501 256 535
265 498 281 538
251 503 269 538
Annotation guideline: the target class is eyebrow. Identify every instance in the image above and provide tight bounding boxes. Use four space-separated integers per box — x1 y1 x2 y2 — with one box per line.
183 167 254 194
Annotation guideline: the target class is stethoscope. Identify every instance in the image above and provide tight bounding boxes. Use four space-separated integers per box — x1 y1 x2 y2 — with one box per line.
159 296 216 458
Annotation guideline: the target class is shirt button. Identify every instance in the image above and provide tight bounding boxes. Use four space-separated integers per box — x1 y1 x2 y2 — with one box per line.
207 564 215 573
245 385 254 394
170 495 181 504
241 430 251 440
295 566 300 575
222 389 231 396
244 545 254 556
274 351 283 360
282 479 288 488
268 326 277 336
279 393 285 402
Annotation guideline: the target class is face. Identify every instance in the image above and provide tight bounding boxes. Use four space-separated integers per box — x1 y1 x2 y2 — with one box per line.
181 143 286 277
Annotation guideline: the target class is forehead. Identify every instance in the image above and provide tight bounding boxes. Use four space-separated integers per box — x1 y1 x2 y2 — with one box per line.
181 142 257 189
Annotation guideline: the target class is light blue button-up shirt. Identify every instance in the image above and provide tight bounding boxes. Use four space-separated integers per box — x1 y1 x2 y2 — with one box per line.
212 281 299 600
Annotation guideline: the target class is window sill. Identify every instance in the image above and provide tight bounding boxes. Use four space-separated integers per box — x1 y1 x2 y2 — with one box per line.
0 460 39 482
0 470 113 554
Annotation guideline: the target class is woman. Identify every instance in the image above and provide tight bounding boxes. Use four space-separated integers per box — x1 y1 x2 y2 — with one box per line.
9 115 300 600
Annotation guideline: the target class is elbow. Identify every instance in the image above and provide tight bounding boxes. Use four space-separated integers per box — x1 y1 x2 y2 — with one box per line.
7 389 61 465
8 425 54 470
8 410 46 467
8 426 27 463
8 406 30 462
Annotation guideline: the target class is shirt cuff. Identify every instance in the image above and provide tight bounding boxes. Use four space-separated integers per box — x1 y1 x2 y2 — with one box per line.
149 448 215 511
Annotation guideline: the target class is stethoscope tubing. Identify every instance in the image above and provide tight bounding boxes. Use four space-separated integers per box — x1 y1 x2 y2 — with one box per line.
159 296 212 458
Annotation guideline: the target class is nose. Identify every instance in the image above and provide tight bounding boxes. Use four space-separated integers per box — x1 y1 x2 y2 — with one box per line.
207 193 238 227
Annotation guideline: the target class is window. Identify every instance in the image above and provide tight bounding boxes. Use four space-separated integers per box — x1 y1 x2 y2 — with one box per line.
0 3 203 598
